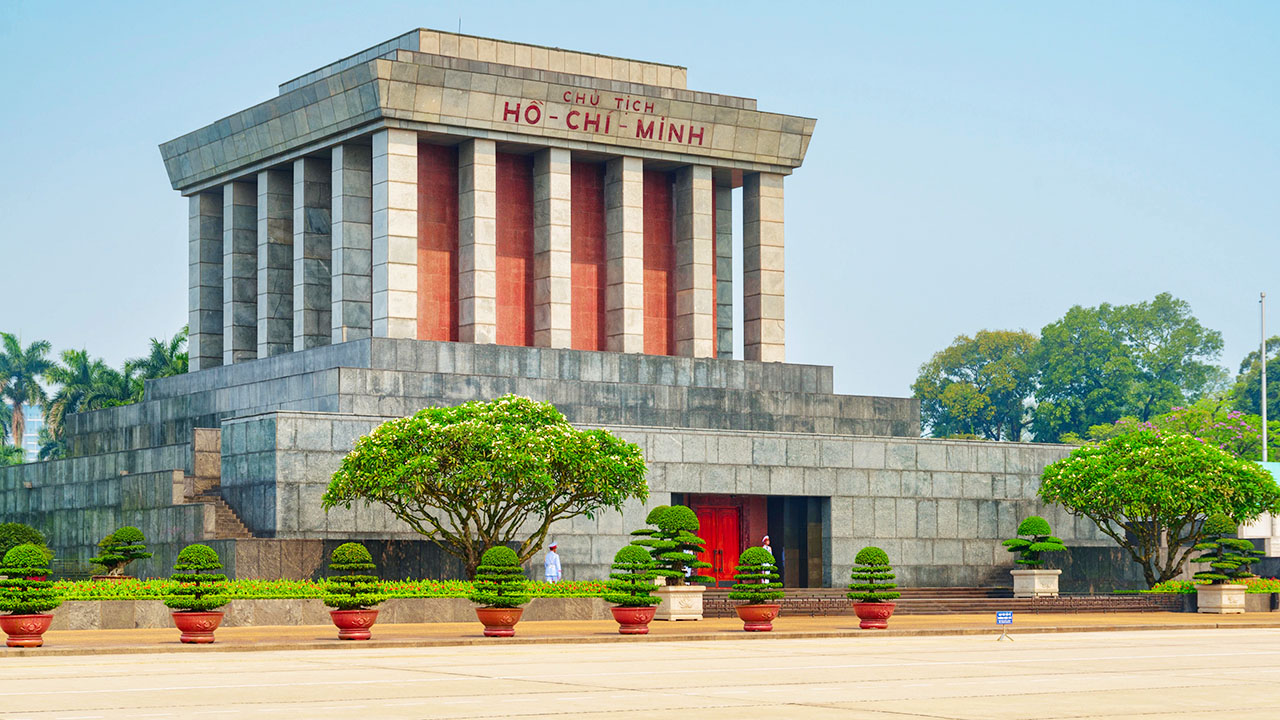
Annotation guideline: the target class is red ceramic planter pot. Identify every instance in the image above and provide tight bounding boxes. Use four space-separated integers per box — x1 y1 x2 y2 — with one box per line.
1 613 54 648
475 607 523 637
735 603 782 632
610 605 658 635
171 611 224 644
853 601 896 629
330 608 379 640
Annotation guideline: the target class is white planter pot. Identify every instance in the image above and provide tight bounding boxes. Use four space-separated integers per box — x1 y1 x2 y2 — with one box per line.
653 584 705 621
1011 569 1061 598
1196 584 1246 614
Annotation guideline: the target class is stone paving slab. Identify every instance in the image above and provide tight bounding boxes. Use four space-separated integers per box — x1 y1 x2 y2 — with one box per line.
8 611 1280 658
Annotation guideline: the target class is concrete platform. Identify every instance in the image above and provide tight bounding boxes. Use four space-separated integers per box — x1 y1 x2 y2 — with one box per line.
9 611 1280 657
5 626 1280 719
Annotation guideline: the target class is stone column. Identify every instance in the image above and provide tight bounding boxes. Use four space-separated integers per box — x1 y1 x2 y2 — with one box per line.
714 182 734 359
743 172 786 362
331 144 373 343
222 180 257 365
604 156 644 353
673 165 715 358
293 156 332 351
188 192 223 371
533 148 572 348
458 138 497 344
371 129 418 339
256 169 292 358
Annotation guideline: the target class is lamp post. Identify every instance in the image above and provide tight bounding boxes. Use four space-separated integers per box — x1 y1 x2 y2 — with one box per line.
1263 292 1268 462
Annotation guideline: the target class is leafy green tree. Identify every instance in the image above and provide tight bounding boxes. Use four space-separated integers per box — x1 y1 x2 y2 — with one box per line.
43 349 136 442
323 395 648 577
125 327 189 400
912 330 1038 440
0 523 47 559
163 544 228 613
1039 430 1280 586
88 527 153 577
0 444 23 466
1082 397 1277 462
0 401 11 445
847 546 900 603
322 542 384 611
630 505 713 586
1231 335 1280 423
0 544 62 616
1034 294 1224 441
35 425 64 461
1001 516 1066 567
602 545 660 607
0 333 52 454
467 546 530 609
1191 514 1263 585
728 546 784 604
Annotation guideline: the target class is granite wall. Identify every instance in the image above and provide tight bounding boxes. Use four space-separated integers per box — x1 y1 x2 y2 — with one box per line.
219 411 1111 587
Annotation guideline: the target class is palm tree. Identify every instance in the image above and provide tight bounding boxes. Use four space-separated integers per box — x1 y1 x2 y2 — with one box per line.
42 349 135 440
0 333 53 454
0 443 23 466
124 326 188 401
0 401 11 445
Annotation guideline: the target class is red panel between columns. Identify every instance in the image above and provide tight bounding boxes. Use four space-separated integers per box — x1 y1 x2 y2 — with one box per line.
570 162 606 351
417 142 459 342
643 170 674 356
496 153 535 347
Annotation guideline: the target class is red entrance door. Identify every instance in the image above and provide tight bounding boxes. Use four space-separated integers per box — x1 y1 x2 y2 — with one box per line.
695 506 741 587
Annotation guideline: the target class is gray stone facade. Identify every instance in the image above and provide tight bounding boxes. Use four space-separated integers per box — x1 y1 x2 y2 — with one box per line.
215 411 1106 586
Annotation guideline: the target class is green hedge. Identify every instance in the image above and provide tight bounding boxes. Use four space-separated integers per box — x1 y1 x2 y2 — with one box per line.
1146 577 1280 594
51 578 608 601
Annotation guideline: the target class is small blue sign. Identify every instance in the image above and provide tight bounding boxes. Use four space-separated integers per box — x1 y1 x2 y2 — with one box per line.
996 611 1013 625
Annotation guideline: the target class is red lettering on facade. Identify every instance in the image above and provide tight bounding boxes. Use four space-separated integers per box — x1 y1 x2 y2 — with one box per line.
643 102 654 114
562 90 573 103
524 103 542 125
503 101 521 123
583 113 600 132
566 109 580 130
687 125 704 146
667 124 682 144
635 119 654 139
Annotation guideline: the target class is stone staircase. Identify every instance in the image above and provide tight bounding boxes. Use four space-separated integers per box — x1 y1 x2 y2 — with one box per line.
183 428 253 540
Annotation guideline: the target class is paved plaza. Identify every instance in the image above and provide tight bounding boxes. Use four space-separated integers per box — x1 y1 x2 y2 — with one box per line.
5 627 1280 719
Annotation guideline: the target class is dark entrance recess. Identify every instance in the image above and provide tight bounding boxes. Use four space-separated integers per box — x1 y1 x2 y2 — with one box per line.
674 493 826 588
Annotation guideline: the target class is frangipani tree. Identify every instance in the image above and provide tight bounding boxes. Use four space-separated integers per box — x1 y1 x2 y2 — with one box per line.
323 395 648 577
1040 430 1280 586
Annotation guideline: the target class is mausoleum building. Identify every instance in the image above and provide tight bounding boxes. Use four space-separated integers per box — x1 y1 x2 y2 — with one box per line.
0 30 1135 589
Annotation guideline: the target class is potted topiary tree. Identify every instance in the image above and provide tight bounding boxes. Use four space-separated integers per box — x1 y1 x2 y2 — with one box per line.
729 546 784 632
88 526 153 580
848 546 901 629
1002 516 1067 598
163 544 229 643
1193 514 1263 614
323 542 385 640
0 544 63 647
630 505 712 620
603 545 661 634
468 546 530 637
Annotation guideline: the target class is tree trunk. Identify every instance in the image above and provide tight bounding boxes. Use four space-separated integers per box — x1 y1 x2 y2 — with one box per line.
10 400 24 453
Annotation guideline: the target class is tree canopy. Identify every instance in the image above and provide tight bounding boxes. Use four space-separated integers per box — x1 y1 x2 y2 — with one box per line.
1078 397 1277 462
0 333 52 454
323 395 648 577
1039 430 1280 586
915 294 1231 443
1230 335 1280 423
911 330 1038 441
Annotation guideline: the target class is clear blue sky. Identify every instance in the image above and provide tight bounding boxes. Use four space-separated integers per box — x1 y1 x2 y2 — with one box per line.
1 1 1276 397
